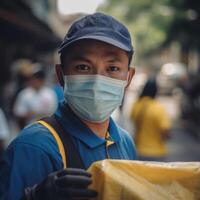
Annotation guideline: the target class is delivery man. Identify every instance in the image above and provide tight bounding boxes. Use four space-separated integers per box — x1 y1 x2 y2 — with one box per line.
0 12 137 200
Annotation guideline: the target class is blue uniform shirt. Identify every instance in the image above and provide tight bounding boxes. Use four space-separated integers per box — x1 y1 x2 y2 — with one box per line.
0 102 137 200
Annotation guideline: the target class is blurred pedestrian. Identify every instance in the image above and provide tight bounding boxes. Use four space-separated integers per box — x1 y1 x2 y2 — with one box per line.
12 59 33 95
4 59 33 119
0 13 137 200
130 78 171 161
0 108 9 162
13 63 57 129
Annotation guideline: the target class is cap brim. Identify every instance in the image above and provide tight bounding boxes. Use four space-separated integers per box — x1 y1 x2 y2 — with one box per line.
58 35 132 53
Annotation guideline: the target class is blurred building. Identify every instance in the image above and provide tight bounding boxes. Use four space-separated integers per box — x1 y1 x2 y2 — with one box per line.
0 0 62 105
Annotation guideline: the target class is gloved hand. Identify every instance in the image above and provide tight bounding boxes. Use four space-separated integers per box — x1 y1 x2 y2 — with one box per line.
23 168 97 200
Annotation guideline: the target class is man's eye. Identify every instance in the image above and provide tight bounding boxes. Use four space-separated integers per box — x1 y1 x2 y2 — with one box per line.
76 64 90 71
108 66 120 72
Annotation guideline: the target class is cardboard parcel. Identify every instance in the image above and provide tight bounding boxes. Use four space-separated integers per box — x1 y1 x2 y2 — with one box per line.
88 160 200 200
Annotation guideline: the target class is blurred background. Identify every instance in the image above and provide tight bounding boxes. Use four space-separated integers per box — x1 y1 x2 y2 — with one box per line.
0 0 200 162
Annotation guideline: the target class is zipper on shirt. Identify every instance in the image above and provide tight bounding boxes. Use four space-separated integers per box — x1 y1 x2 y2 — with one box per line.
105 132 114 159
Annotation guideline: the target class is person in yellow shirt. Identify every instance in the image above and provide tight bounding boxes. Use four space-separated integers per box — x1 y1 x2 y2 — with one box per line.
131 78 171 161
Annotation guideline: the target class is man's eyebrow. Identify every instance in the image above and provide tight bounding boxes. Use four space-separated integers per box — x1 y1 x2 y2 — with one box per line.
69 55 91 63
107 57 122 62
106 55 123 63
105 52 124 62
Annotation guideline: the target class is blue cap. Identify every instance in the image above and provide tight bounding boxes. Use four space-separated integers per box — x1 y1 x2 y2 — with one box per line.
58 12 134 55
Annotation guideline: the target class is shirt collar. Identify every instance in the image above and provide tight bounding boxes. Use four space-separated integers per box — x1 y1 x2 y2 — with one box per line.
54 102 120 148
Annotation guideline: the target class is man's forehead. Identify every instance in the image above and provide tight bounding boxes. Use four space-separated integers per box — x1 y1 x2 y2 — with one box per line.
62 39 128 58
68 39 123 50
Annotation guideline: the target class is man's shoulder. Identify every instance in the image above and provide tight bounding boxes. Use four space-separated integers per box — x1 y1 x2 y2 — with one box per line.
39 87 57 101
115 123 137 159
40 86 56 95
116 125 133 142
19 87 34 95
17 87 35 100
9 122 58 154
109 117 133 143
150 100 166 115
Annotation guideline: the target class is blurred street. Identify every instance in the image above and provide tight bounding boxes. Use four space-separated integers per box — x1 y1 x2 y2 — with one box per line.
159 95 200 161
113 87 200 162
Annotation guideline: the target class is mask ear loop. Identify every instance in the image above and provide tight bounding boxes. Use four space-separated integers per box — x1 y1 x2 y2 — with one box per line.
63 76 69 92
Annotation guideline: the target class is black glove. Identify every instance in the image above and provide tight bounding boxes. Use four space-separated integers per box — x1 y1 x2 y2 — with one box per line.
23 168 97 200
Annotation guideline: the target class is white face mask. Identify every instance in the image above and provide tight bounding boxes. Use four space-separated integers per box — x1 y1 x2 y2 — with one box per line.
63 74 127 123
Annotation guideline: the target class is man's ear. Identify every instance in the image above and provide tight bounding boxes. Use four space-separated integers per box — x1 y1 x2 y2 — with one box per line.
125 67 135 89
55 64 64 88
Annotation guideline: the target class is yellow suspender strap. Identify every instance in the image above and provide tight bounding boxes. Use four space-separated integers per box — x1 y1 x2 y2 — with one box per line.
37 120 67 169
